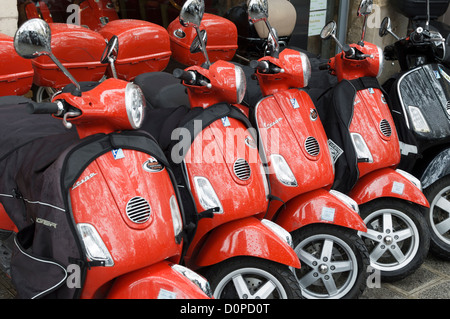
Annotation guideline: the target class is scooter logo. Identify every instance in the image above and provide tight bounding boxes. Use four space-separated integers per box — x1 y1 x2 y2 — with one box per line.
264 117 283 129
290 98 300 109
143 156 165 172
72 173 97 190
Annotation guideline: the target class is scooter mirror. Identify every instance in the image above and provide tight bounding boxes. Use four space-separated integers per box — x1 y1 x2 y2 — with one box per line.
14 18 52 59
247 0 269 22
179 0 205 28
379 17 391 37
320 21 337 40
14 18 81 92
357 0 373 17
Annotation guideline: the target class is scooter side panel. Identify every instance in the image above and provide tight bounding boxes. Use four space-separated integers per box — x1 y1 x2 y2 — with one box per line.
107 261 210 299
255 91 334 205
193 217 301 269
348 167 429 207
350 88 401 177
0 203 17 233
70 150 183 298
274 188 367 233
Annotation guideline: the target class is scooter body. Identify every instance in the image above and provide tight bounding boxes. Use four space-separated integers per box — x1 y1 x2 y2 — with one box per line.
0 19 212 299
317 9 430 281
78 0 119 31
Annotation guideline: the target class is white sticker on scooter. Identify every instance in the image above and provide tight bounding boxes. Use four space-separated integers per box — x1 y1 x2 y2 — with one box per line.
112 148 125 160
321 207 335 222
221 116 231 127
290 98 300 109
391 181 405 195
327 139 344 164
368 88 374 94
434 70 441 79
157 289 177 299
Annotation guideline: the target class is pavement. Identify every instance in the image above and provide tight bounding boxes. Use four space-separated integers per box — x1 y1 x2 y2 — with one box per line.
0 229 449 299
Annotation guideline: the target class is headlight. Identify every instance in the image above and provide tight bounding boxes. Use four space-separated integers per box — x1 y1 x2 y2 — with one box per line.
125 82 145 129
270 154 298 186
235 65 247 104
351 133 373 163
193 176 223 214
170 195 183 242
171 264 213 298
408 105 430 133
300 51 311 87
261 219 294 248
260 163 270 199
396 169 422 191
376 45 384 78
77 223 114 267
329 190 360 214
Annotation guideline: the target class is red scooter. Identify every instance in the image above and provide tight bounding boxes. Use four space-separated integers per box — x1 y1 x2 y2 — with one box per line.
136 0 302 299
243 0 369 299
315 0 431 282
0 18 212 299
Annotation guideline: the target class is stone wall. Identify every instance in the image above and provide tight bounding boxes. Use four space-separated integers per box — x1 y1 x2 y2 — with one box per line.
0 0 18 37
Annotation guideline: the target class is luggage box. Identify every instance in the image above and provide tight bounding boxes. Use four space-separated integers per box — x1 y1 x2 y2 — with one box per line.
168 13 238 66
0 34 33 96
99 19 171 81
31 23 108 89
392 0 450 19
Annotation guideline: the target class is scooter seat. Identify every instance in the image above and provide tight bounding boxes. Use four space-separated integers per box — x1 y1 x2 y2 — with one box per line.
134 72 189 109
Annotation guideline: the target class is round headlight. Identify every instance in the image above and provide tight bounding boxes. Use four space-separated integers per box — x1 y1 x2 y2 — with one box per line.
234 65 247 104
300 52 311 87
125 82 145 129
376 45 385 78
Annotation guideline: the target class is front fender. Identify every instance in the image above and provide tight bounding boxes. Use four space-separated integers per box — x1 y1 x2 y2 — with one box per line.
275 188 367 233
106 261 211 299
421 148 450 189
193 217 300 269
349 168 429 207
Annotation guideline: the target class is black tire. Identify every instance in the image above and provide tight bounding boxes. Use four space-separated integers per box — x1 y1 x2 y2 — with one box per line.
204 256 303 299
32 85 56 103
359 198 430 282
291 224 370 299
423 175 450 260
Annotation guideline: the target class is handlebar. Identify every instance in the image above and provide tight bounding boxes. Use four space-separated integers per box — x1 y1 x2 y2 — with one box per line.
250 60 284 74
173 68 195 83
26 101 63 115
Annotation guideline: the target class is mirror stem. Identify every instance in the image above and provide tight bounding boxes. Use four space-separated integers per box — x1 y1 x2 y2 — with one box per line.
360 15 368 45
425 0 430 30
195 26 211 68
265 20 280 58
49 53 81 93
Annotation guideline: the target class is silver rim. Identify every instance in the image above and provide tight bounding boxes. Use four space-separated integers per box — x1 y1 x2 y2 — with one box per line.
213 267 289 299
359 208 419 272
292 234 358 299
429 185 450 246
35 86 57 103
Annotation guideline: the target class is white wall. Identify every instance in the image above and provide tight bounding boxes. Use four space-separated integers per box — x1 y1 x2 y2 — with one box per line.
0 0 18 37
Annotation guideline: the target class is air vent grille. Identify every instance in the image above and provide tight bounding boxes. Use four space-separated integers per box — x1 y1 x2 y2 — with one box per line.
380 119 392 137
233 158 251 181
126 197 151 224
305 136 320 156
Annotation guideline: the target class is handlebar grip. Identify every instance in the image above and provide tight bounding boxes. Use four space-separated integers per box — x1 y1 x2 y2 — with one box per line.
26 101 60 114
343 44 354 57
319 63 329 70
173 68 195 83
250 60 270 72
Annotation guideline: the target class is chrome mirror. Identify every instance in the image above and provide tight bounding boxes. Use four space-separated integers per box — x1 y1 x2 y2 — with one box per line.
179 0 204 28
379 17 400 40
247 0 268 22
14 18 51 59
180 0 210 67
14 18 81 92
357 0 373 16
247 0 280 58
320 21 336 40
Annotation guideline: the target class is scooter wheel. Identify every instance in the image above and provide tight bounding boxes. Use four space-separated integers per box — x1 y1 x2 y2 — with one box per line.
291 224 370 299
32 85 57 103
359 198 430 282
424 175 450 260
204 256 303 299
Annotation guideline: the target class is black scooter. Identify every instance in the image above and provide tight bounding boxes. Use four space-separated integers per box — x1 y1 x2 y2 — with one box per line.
381 0 450 259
